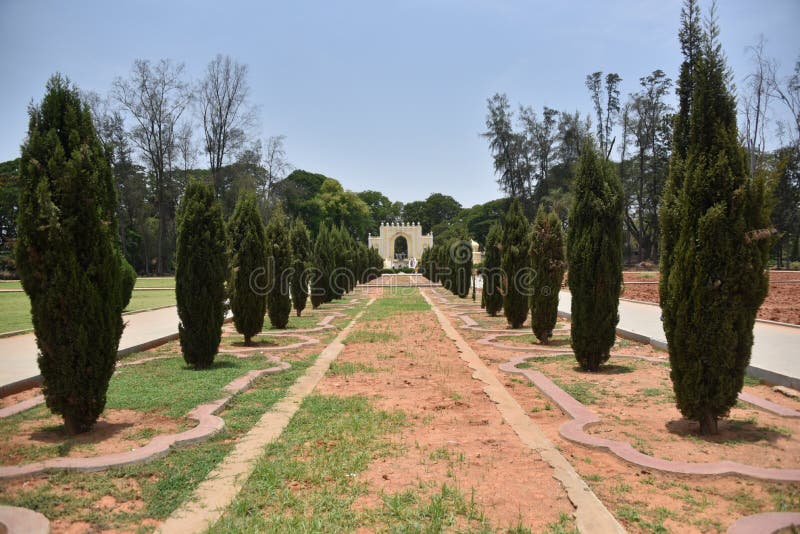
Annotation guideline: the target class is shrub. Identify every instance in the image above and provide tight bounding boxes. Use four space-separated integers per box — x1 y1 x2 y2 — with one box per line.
176 180 227 369
120 258 137 310
501 199 531 328
228 192 267 344
530 207 565 344
567 140 623 371
16 75 124 433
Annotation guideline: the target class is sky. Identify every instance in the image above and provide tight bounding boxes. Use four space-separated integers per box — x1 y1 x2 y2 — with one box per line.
0 0 798 208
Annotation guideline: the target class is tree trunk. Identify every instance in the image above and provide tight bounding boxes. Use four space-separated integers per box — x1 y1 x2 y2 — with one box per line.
698 412 718 435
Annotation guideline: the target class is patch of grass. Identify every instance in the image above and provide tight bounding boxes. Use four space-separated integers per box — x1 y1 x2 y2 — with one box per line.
584 474 603 482
543 512 579 534
266 314 320 330
344 328 399 344
0 292 34 333
553 379 599 405
496 334 571 346
743 375 762 387
125 290 176 312
641 387 665 397
328 361 378 376
361 290 429 321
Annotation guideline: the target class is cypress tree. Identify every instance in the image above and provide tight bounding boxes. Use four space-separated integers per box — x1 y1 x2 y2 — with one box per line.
290 218 312 316
265 205 293 328
451 233 473 299
311 223 332 308
176 180 227 369
120 258 137 310
483 222 503 316
16 75 124 434
567 140 624 371
228 192 267 345
660 4 772 435
530 207 566 344
501 198 531 328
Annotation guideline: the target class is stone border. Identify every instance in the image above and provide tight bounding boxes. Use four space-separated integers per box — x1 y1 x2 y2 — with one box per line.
726 512 800 534
0 505 50 534
217 333 318 354
500 353 800 482
420 289 626 534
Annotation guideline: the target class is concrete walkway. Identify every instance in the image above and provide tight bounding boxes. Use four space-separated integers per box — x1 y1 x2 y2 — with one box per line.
558 292 800 389
0 306 181 392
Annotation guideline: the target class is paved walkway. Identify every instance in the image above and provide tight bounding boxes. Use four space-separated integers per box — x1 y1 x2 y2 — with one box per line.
0 307 181 391
558 292 800 388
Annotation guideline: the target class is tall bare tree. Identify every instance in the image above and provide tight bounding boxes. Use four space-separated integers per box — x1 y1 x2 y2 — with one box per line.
199 54 256 198
113 59 191 274
262 135 291 202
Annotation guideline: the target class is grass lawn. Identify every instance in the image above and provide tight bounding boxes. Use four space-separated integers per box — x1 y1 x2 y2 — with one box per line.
0 280 176 335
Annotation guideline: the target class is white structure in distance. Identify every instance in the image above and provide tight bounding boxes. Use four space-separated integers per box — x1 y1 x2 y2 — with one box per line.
368 222 433 269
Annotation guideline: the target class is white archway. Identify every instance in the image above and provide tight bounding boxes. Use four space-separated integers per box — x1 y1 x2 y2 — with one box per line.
368 222 433 268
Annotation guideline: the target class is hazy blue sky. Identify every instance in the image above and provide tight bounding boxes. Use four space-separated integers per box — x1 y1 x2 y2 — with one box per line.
1 0 797 207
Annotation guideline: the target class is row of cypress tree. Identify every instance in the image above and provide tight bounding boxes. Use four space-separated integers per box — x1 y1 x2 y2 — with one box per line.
176 189 383 369
420 230 473 299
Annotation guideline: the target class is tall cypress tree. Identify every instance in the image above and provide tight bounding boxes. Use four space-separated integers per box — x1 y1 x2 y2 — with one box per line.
567 141 624 371
483 222 503 316
501 198 531 328
16 75 124 434
228 192 267 345
660 4 772 435
265 205 293 328
311 223 332 308
530 207 566 344
290 218 312 316
451 232 473 299
176 180 227 369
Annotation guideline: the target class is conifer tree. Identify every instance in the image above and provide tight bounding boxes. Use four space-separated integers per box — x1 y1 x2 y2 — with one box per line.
311 223 332 308
228 192 267 345
501 198 531 328
530 207 566 344
290 218 312 316
120 258 137 310
451 233 473 299
483 222 503 316
660 3 772 435
16 75 125 434
265 205 293 328
176 179 227 368
567 141 624 371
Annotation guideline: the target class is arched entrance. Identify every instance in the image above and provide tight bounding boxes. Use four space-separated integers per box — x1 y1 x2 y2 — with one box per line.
393 235 408 261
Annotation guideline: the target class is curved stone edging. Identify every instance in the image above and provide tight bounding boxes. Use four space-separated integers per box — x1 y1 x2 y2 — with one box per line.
0 358 291 480
500 353 800 482
0 505 50 534
217 333 318 354
726 512 800 534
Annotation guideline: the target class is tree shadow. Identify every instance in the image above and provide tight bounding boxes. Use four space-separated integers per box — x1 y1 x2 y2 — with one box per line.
665 418 787 444
29 420 135 446
572 364 635 375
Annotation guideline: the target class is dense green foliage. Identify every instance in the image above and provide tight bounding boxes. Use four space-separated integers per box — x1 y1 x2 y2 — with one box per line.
290 218 312 316
501 199 531 328
659 3 772 434
228 193 267 344
567 141 624 371
482 222 503 316
176 180 227 368
265 206 293 329
120 258 137 310
16 75 124 434
530 207 565 343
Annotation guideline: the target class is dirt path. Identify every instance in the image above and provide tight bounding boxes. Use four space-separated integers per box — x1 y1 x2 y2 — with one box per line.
313 288 590 532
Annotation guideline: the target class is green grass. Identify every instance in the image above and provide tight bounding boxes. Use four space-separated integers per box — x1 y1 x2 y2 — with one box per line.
553 379 599 405
0 282 176 334
344 328 399 344
266 314 322 330
328 361 379 376
496 333 571 346
360 289 429 321
0 292 33 333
